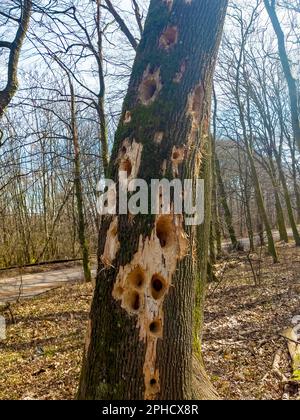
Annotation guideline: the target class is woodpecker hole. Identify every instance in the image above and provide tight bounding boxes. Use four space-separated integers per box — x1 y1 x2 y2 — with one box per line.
156 215 174 248
159 26 178 50
149 319 162 336
124 290 141 313
151 274 167 300
141 79 157 102
139 68 161 106
127 267 146 290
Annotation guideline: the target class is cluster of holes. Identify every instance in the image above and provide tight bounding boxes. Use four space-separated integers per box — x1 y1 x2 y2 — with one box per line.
159 26 178 50
121 267 146 313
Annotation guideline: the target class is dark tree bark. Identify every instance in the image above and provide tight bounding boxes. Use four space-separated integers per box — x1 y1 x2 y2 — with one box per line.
78 0 228 400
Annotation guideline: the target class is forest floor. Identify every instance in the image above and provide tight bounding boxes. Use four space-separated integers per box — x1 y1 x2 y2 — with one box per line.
203 242 300 400
0 243 299 400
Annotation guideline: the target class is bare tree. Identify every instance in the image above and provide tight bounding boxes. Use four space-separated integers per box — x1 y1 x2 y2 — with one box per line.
0 0 32 123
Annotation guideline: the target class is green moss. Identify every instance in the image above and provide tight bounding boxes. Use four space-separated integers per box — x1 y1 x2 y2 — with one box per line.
293 369 300 381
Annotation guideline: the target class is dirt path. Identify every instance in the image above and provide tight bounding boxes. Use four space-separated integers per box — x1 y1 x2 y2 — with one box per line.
0 267 96 303
0 226 298 303
222 227 297 251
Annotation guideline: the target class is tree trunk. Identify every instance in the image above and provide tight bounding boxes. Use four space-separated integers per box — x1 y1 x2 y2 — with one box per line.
247 148 278 263
267 158 289 243
69 77 92 283
215 156 238 249
274 152 300 246
211 89 222 257
78 0 228 400
0 0 32 119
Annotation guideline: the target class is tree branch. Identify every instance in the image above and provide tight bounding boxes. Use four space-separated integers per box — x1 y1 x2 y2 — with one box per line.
0 0 33 119
103 0 138 50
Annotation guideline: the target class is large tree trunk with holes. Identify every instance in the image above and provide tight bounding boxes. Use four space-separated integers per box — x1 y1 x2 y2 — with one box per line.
78 0 228 400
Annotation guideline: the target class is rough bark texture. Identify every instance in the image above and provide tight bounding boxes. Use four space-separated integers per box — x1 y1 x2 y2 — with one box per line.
78 0 228 400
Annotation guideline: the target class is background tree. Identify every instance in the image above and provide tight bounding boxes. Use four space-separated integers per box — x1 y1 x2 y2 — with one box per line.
0 0 32 123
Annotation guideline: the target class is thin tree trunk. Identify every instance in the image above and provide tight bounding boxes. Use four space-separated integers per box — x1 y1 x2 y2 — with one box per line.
215 156 238 249
267 158 289 243
264 0 300 153
0 0 32 120
274 152 300 246
246 147 278 262
96 0 109 175
69 77 92 282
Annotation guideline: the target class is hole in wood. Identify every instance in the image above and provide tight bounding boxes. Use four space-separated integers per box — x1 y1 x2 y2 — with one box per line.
120 158 132 177
127 267 146 290
173 151 180 160
150 378 157 386
149 319 162 336
151 274 167 300
140 79 157 103
156 215 174 248
124 290 141 312
159 26 178 50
